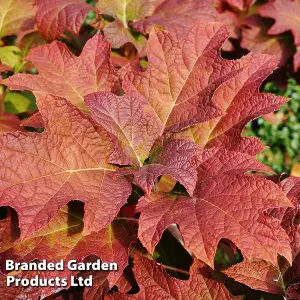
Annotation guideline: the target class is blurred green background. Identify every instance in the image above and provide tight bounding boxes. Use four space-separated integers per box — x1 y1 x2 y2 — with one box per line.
246 78 300 175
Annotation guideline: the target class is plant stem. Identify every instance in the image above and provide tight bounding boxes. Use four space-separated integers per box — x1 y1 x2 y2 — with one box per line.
0 87 8 114
161 264 190 276
115 217 139 222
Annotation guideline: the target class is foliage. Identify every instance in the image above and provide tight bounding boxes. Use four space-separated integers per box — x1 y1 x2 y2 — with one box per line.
216 0 299 73
0 1 299 300
225 177 300 298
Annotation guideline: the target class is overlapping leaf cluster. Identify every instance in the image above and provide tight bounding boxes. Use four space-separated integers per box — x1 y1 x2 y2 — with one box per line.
225 177 300 299
0 0 299 299
94 0 300 73
216 0 300 73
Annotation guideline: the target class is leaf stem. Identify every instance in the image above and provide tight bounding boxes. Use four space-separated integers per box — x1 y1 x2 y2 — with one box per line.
115 217 139 222
161 264 190 276
0 87 8 114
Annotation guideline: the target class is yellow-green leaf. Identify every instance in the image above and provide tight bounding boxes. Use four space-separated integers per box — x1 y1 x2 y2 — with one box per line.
4 91 36 114
0 46 22 68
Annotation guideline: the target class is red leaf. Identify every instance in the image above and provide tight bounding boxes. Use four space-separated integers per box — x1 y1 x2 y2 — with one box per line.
224 259 283 294
107 254 233 299
270 177 300 259
0 269 72 299
198 54 287 144
124 21 252 133
21 112 44 128
114 269 134 294
0 208 136 298
259 0 300 46
137 175 292 267
225 177 300 296
284 252 300 291
83 271 110 300
118 139 202 196
0 92 132 240
3 34 120 109
0 212 19 248
271 177 300 287
241 16 294 68
0 114 23 134
224 217 300 297
35 0 92 41
67 220 136 286
132 0 219 41
84 266 134 300
0 64 13 73
198 147 274 178
85 91 163 166
101 19 147 56
174 52 288 153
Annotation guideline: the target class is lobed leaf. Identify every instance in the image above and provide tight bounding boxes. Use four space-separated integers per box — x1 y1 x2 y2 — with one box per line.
277 178 300 288
136 174 292 267
3 34 120 109
224 259 283 295
241 16 294 68
85 91 163 166
117 139 202 196
225 176 300 295
258 0 300 72
0 208 136 287
174 52 288 153
259 0 300 46
124 21 250 133
132 0 219 41
197 147 274 179
0 92 132 240
101 19 147 55
0 11 295 299
0 212 136 299
107 254 233 299
0 216 136 300
270 177 300 259
35 0 92 41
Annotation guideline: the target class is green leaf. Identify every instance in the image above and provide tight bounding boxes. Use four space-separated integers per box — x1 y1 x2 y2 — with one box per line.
4 91 36 114
0 46 22 69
